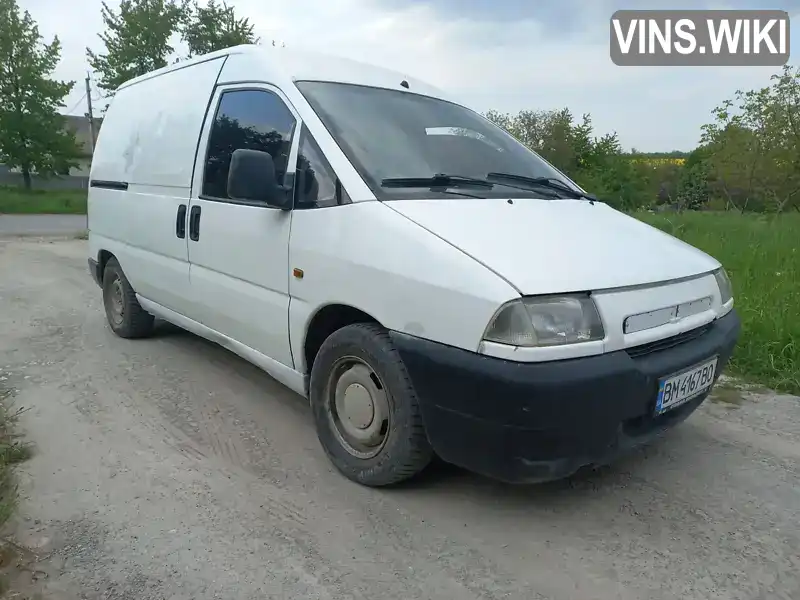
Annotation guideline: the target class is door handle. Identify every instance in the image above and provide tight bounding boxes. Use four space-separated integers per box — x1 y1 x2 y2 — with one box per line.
176 204 187 238
189 205 201 241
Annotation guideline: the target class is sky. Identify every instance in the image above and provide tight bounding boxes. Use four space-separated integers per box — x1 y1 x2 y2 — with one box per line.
18 0 800 151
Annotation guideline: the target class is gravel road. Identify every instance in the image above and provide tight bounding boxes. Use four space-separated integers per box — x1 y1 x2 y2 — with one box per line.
0 238 798 600
0 214 87 237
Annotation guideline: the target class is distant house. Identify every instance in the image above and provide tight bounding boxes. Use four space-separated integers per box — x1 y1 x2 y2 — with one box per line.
63 114 103 176
0 114 103 189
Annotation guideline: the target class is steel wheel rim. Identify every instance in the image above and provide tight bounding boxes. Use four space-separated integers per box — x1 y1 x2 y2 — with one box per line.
106 276 125 326
326 355 391 459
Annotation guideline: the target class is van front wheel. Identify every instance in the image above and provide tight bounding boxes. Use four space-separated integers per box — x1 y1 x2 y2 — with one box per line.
309 323 433 486
102 258 154 339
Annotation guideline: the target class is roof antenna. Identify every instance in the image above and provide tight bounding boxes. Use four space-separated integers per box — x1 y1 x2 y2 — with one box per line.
400 80 409 89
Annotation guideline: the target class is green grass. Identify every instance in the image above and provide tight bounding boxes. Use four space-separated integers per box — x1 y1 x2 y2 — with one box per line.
0 186 87 214
0 386 33 597
636 211 800 394
0 388 32 528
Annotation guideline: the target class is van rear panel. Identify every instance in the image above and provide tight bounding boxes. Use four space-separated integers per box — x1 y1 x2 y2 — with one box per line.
90 56 227 189
89 56 227 313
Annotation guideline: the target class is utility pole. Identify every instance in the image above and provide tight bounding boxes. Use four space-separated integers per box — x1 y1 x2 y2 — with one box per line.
85 72 95 154
84 72 96 231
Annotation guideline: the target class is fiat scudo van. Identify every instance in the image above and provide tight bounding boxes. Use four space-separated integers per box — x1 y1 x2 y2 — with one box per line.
87 44 740 486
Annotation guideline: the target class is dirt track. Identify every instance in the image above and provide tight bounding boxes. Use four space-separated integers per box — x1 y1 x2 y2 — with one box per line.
0 214 87 237
0 238 798 599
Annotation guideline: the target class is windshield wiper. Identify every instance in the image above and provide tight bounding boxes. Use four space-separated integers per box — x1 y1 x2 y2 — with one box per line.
381 173 494 189
486 172 597 203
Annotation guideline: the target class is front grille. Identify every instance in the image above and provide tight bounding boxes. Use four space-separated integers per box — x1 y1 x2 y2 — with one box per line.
625 323 712 359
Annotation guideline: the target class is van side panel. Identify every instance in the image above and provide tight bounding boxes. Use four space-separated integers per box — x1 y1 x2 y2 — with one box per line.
89 57 225 316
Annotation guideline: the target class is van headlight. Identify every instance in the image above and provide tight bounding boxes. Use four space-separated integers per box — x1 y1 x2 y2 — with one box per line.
713 268 733 305
483 295 605 347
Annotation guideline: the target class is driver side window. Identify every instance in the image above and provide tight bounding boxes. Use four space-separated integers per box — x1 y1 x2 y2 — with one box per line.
202 89 297 201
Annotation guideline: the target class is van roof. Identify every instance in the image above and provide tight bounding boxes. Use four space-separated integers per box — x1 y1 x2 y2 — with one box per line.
116 44 452 103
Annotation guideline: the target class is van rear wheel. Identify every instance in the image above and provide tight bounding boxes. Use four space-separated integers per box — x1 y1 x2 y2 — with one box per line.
309 323 433 486
102 258 154 339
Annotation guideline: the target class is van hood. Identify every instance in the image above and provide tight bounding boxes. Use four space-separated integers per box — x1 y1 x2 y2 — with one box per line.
387 198 720 295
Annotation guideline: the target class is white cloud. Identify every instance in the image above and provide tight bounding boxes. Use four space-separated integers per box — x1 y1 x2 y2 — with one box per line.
21 0 792 150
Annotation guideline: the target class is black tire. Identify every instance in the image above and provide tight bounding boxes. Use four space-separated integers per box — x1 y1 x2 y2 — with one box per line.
309 323 433 486
102 257 154 339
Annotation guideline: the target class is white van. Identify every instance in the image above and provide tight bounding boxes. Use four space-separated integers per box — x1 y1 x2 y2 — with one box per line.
87 44 740 487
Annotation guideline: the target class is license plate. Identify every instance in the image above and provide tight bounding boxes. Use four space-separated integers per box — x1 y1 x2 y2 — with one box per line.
655 356 718 415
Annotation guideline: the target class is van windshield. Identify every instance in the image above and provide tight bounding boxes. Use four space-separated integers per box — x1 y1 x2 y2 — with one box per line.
295 81 578 201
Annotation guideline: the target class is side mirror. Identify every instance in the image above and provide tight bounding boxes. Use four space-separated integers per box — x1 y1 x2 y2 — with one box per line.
227 148 292 210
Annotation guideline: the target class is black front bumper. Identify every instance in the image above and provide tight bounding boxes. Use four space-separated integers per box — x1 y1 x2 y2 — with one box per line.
390 310 741 484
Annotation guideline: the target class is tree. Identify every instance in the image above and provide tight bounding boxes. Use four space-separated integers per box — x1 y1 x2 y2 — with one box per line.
182 0 258 57
760 65 800 212
485 108 649 209
486 108 583 173
87 0 188 95
0 0 81 189
701 65 800 213
701 119 762 211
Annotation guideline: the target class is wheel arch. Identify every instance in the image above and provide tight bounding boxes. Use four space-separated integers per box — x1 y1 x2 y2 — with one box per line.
96 249 116 283
302 303 381 377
